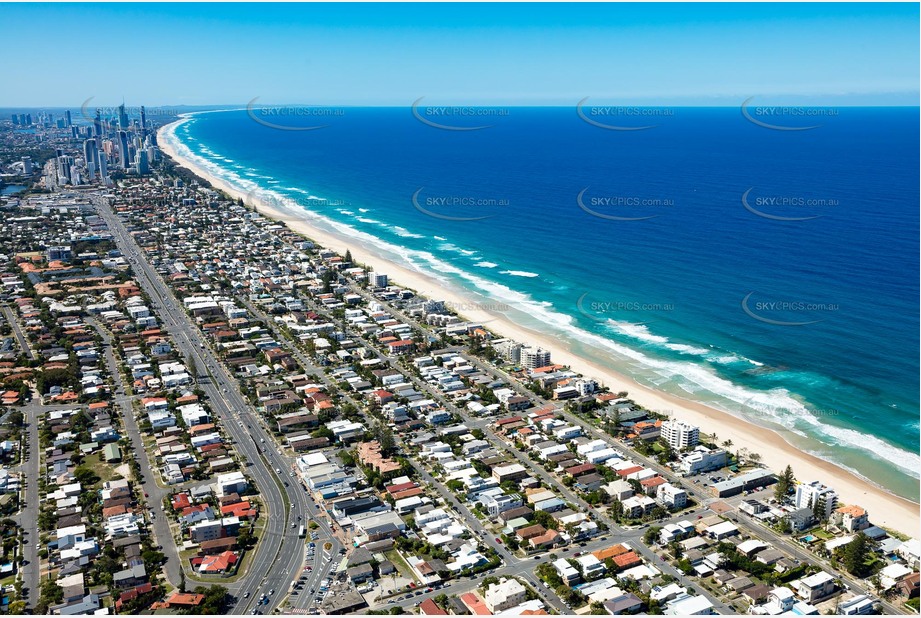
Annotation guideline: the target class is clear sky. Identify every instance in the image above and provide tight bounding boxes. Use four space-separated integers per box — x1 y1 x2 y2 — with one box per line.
1 2 918 107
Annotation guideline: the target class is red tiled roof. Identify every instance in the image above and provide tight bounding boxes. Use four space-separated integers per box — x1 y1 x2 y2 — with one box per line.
460 593 492 616
171 493 191 511
164 592 205 606
419 598 448 615
613 551 642 569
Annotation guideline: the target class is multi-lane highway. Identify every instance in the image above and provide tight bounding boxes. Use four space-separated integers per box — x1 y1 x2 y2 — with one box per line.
89 189 895 615
91 195 316 613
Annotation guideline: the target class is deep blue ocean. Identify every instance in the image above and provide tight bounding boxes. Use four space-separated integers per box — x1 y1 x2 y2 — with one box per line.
165 106 919 500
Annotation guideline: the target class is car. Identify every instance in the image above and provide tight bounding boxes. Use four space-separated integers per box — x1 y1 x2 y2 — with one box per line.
495 537 502 544
533 555 540 560
244 592 250 598
425 588 433 593
144 492 148 497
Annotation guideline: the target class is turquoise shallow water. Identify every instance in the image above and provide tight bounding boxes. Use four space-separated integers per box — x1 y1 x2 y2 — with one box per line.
165 106 920 500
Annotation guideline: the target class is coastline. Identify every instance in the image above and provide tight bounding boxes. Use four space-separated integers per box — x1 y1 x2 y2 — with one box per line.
157 119 919 537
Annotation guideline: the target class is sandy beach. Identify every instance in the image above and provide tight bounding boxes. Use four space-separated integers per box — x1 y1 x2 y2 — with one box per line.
158 120 919 537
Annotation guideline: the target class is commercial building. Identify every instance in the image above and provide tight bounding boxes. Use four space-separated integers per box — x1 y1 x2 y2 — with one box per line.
709 469 775 498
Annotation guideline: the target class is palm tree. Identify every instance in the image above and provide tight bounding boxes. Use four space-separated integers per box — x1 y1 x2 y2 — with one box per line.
721 439 733 450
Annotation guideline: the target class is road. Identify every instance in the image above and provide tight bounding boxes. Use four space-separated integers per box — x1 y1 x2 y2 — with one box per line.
89 317 185 588
95 191 894 614
244 285 718 613
1 304 35 360
91 195 311 614
327 283 734 612
356 288 907 613
15 401 43 609
236 297 570 614
453 353 906 613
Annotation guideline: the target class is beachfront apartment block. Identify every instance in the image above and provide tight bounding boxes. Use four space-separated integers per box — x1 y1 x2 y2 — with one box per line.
520 346 551 370
832 505 870 532
492 339 524 364
794 481 839 520
369 271 388 288
660 419 700 450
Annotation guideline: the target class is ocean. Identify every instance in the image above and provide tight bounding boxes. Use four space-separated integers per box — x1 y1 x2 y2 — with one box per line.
163 106 920 501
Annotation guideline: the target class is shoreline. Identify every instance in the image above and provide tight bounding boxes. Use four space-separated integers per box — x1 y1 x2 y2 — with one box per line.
157 119 919 537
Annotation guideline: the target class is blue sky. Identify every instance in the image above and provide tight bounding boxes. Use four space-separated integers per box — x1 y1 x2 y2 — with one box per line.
1 3 917 106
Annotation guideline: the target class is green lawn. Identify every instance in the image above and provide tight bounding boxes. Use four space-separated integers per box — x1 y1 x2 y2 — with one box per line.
80 453 118 483
383 549 418 584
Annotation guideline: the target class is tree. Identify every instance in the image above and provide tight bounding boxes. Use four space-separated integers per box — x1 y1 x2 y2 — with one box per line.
186 353 198 381
372 422 395 454
190 585 229 615
841 532 871 576
775 465 794 502
811 495 827 523
610 499 624 522
36 580 63 614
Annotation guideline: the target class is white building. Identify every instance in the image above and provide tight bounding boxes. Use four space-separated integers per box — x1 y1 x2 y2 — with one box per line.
215 471 248 497
679 446 728 476
794 481 839 520
369 272 388 288
520 347 551 370
660 419 699 450
656 483 688 509
553 558 580 585
484 578 527 613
